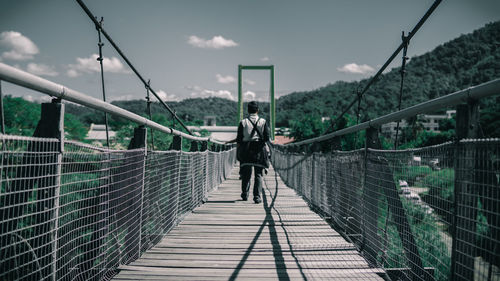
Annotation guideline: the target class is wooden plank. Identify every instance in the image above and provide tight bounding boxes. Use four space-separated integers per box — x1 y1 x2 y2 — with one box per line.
117 266 385 277
129 259 373 269
112 166 385 281
139 252 368 262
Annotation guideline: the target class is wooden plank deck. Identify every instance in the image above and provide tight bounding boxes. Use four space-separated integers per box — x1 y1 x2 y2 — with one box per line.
113 166 385 280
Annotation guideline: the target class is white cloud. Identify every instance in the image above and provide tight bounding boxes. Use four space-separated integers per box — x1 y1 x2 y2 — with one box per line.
188 35 238 49
243 91 256 100
216 74 236 84
0 31 39 60
155 90 179 102
244 79 256 85
186 85 235 100
67 54 130 77
198 89 234 100
109 94 136 101
22 94 52 103
27 63 58 77
260 57 270 62
337 63 375 74
67 69 79 78
110 90 179 102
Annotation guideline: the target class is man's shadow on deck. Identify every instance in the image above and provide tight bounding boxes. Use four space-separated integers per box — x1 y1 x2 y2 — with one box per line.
228 171 307 281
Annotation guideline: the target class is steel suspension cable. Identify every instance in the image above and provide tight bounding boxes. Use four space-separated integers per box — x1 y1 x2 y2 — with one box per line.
95 17 111 148
75 0 194 135
328 0 442 133
394 32 410 150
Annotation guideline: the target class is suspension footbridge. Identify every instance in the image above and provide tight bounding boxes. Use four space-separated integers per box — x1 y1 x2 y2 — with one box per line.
1 62 499 281
1 0 500 280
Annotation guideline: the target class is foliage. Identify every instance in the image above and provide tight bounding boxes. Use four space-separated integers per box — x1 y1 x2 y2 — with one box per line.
480 96 500 137
394 165 433 186
2 96 87 141
289 114 326 141
377 196 450 281
64 114 88 141
2 96 40 136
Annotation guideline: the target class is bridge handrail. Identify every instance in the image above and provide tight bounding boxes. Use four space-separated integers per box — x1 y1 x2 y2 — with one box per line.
287 78 500 147
0 62 225 144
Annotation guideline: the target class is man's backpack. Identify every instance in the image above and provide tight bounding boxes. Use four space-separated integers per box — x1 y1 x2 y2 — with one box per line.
237 118 269 168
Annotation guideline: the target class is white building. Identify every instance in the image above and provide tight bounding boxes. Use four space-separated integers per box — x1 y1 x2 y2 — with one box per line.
381 110 456 138
86 123 116 141
187 126 237 143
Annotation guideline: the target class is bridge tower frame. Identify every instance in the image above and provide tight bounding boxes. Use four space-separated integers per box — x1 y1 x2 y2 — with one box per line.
238 65 275 140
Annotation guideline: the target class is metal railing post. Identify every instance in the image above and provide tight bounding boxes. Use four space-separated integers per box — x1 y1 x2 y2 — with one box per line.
361 126 381 265
51 100 64 281
127 126 147 258
28 99 64 281
451 101 480 280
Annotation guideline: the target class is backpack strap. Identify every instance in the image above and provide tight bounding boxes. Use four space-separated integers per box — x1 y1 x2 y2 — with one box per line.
247 118 264 141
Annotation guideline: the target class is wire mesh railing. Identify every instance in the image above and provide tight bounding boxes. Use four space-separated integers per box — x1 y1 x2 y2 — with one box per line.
0 134 236 281
272 139 500 281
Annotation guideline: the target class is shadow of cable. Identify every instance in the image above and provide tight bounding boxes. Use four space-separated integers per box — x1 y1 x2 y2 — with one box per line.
228 168 291 281
265 170 308 281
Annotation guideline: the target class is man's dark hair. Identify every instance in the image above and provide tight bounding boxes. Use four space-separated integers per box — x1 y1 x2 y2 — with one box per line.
248 101 259 114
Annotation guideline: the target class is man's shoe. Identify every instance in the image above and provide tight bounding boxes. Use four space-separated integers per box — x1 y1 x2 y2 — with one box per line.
254 197 262 204
241 192 248 201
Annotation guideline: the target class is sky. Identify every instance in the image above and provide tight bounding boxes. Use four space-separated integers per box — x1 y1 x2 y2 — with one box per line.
1 0 499 105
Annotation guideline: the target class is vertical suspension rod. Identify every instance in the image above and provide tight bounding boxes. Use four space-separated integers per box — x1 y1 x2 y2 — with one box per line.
75 0 193 135
329 0 442 131
0 80 5 134
146 79 155 150
96 17 110 148
394 32 410 150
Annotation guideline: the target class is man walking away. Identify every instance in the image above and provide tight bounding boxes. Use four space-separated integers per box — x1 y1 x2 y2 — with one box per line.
236 101 270 204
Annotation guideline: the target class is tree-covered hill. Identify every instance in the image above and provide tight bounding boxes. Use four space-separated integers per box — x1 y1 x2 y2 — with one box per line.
66 21 499 133
276 21 500 127
7 21 499 142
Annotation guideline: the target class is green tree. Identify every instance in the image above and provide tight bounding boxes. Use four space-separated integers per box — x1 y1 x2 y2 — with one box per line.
3 96 40 136
289 114 325 141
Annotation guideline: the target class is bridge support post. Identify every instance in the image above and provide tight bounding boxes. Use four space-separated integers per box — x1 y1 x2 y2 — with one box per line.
190 141 199 152
361 127 381 266
201 141 208 151
40 100 64 281
171 135 182 151
331 137 341 151
451 102 479 281
128 126 147 261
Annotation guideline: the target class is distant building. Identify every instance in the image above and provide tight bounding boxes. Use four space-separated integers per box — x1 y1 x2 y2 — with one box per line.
419 110 456 132
204 116 217 126
187 125 290 143
86 123 116 141
381 110 456 138
381 120 409 138
275 127 291 136
187 126 237 142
